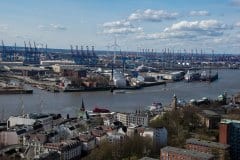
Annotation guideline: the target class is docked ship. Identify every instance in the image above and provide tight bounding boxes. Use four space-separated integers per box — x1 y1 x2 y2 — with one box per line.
184 70 201 82
200 70 218 82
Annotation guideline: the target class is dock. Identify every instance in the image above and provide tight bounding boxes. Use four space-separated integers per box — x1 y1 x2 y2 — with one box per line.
0 88 33 94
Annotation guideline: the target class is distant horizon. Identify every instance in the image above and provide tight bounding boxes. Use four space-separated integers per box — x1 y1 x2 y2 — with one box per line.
1 43 240 55
1 0 240 54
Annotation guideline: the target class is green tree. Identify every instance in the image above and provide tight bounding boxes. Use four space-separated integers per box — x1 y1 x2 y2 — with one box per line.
149 107 200 147
83 135 154 160
82 141 114 160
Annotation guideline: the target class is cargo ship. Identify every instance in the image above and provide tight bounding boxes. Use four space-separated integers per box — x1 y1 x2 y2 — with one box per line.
200 70 218 82
184 70 201 82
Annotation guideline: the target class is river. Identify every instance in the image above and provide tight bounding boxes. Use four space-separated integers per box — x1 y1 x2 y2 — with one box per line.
0 69 239 119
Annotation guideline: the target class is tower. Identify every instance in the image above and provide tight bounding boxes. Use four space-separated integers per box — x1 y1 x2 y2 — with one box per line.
81 99 85 112
171 94 178 110
78 99 89 120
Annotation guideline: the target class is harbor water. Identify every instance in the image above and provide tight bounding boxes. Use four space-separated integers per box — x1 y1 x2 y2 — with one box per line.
0 69 239 118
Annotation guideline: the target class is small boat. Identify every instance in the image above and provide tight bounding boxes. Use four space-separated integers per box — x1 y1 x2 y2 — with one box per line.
114 90 126 94
146 102 163 112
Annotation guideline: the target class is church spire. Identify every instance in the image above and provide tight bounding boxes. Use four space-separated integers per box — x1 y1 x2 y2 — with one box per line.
81 99 85 112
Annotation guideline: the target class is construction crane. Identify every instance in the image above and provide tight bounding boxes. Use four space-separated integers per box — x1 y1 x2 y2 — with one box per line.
71 45 98 66
1 41 16 62
23 41 40 65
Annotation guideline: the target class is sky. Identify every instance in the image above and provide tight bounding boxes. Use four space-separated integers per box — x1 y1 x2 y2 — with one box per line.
0 0 240 54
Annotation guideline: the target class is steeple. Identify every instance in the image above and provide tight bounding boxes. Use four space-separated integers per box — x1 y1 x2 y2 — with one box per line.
78 99 89 120
81 99 85 112
171 94 178 110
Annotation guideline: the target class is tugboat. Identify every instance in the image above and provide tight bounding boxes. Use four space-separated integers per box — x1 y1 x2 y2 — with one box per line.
113 90 126 94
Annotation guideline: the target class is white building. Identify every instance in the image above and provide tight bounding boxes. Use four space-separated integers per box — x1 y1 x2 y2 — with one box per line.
7 116 35 128
141 127 168 148
7 113 53 131
51 64 84 73
0 131 22 146
91 129 107 145
113 70 127 87
116 112 149 127
0 125 35 146
116 113 128 126
107 132 125 144
128 113 149 127
44 140 82 160
78 134 96 152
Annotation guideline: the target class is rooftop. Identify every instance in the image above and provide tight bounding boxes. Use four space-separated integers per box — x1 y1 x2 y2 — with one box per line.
186 138 229 150
91 129 107 137
220 119 240 124
201 110 220 117
44 140 81 151
161 146 214 159
11 66 48 71
79 133 95 142
139 157 158 160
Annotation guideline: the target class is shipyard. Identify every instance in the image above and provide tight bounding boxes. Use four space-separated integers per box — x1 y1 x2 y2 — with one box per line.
0 41 239 94
1 0 240 160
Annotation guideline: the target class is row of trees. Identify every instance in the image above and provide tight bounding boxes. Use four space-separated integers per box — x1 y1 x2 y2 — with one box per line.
149 106 200 147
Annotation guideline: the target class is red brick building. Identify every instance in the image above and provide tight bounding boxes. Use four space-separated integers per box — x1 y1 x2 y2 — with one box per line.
160 146 214 160
185 138 229 160
219 119 240 160
219 123 228 144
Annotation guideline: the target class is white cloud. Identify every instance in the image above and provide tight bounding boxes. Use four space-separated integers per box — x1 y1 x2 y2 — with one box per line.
15 34 31 40
38 24 67 31
189 10 210 16
137 31 195 40
103 20 131 28
164 20 229 36
128 9 179 22
213 38 224 43
0 24 8 31
102 20 143 35
103 27 143 34
235 22 240 27
138 20 230 40
50 24 67 30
